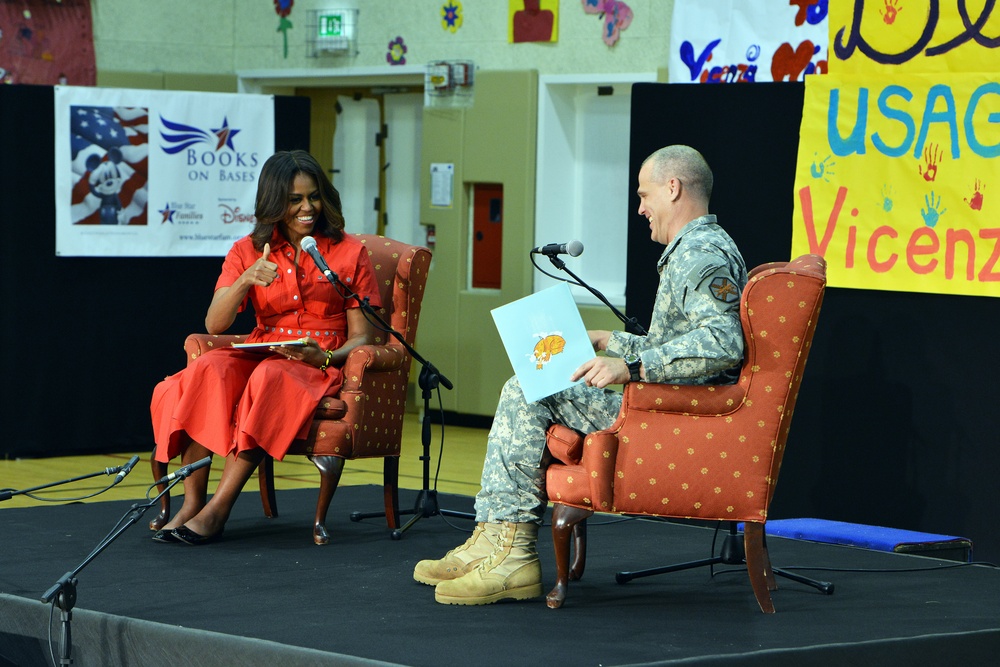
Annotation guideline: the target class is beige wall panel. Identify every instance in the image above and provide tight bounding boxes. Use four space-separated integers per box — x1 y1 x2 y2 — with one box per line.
96 71 165 89
419 109 465 412
163 74 238 93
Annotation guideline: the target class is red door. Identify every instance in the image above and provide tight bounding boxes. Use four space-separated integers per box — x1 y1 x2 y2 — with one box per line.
472 183 503 289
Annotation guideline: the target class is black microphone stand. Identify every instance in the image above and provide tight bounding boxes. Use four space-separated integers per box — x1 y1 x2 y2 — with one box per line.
0 463 131 503
543 253 648 335
39 474 184 666
312 268 474 539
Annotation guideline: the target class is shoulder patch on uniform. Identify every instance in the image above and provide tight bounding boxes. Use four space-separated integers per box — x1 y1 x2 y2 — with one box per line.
709 276 740 303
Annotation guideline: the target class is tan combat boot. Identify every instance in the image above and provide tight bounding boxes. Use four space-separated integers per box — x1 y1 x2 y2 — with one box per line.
413 522 500 586
433 522 543 605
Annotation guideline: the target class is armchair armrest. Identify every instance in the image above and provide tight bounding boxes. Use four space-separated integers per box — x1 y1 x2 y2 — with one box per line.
546 424 585 465
340 344 409 392
624 380 748 417
184 333 247 364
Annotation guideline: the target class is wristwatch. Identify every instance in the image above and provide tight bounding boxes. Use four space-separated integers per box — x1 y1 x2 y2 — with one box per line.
623 353 642 382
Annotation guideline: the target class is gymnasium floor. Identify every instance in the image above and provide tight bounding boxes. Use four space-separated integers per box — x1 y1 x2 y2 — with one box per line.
0 412 488 511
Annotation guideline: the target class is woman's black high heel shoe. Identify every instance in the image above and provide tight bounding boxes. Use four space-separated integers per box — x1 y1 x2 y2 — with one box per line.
171 525 223 546
151 529 180 543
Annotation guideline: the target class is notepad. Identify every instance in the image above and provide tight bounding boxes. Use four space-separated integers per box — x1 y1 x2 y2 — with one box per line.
491 283 596 403
231 340 307 349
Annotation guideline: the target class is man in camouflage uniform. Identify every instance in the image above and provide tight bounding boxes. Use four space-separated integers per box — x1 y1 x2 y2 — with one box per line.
415 145 748 605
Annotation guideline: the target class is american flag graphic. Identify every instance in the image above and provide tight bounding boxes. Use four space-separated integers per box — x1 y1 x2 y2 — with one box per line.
69 106 149 225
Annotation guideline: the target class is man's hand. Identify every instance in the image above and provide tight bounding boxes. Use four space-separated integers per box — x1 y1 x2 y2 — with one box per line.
572 356 629 389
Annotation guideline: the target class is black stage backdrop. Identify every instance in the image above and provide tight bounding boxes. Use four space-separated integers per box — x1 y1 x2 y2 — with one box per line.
626 82 1000 562
0 85 309 458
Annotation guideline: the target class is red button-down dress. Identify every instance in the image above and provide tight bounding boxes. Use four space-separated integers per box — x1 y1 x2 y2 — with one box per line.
151 231 381 462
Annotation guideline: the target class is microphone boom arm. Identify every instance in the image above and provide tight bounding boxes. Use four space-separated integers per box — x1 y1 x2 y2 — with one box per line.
318 270 453 390
1 463 137 502
545 254 648 336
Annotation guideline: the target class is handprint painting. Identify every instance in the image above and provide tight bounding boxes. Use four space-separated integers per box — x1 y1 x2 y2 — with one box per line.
792 71 999 298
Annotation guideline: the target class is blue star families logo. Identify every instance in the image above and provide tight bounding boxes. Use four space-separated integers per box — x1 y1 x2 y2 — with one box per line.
159 202 177 223
159 200 205 225
160 116 241 154
159 115 260 183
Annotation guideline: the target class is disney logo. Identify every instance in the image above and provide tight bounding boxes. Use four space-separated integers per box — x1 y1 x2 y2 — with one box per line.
219 204 255 224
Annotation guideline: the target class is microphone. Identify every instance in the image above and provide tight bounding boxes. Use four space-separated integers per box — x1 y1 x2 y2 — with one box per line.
153 456 212 485
300 235 337 281
113 455 140 485
530 240 584 257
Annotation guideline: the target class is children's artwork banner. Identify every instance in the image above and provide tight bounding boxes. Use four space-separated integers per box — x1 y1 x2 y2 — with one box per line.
668 0 829 83
54 86 274 257
792 72 1000 297
0 0 96 85
830 0 1000 75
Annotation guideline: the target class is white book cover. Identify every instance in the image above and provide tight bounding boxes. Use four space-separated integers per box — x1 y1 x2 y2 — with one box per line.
491 283 596 403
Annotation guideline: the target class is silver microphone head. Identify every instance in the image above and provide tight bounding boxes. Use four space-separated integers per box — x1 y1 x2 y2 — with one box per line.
566 240 584 257
300 235 317 251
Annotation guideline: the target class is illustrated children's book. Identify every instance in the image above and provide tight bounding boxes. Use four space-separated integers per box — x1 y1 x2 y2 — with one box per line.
490 283 596 403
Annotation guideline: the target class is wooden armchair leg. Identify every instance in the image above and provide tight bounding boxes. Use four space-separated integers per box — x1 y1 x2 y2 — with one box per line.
149 454 170 531
761 528 777 592
546 504 594 609
258 455 278 519
310 455 346 546
570 517 588 581
382 456 401 530
743 522 776 614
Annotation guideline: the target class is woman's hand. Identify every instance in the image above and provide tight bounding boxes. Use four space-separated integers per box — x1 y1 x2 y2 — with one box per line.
206 243 277 334
244 242 277 287
269 311 374 370
271 338 328 368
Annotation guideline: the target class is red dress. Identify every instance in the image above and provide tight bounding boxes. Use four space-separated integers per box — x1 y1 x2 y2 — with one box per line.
150 231 381 462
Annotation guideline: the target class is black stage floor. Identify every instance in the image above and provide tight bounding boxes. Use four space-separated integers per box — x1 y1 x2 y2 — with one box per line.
1 485 999 666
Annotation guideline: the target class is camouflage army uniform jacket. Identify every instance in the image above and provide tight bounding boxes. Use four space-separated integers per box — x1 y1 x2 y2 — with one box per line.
605 215 747 384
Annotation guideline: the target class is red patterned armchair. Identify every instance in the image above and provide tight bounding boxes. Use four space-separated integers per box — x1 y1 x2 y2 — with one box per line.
149 234 432 545
544 254 827 612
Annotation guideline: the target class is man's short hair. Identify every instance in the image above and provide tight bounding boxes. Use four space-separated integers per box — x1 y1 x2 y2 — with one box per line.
643 145 713 204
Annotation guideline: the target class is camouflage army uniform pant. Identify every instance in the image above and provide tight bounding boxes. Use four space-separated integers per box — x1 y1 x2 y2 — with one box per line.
473 376 622 525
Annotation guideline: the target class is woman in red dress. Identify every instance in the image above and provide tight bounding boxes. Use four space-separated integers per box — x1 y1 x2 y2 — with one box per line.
150 150 380 545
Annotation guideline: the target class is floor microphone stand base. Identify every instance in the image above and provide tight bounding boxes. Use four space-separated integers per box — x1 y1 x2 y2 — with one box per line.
351 364 474 538
615 523 835 596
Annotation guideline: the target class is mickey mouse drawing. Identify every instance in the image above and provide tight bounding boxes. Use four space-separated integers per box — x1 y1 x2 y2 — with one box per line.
86 147 127 225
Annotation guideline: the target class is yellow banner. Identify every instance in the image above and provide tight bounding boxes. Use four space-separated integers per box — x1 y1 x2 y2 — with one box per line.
791 72 1000 297
830 0 1000 74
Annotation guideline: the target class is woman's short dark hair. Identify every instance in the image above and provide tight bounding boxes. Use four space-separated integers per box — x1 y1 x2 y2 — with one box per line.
250 150 345 250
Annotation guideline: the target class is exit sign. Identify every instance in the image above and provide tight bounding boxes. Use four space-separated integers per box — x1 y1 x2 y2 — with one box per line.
318 12 345 38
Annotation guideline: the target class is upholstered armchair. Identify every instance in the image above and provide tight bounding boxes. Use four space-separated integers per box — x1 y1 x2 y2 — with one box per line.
149 234 432 545
544 254 827 612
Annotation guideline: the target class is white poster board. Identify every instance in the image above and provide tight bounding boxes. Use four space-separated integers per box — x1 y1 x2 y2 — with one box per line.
491 283 595 403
